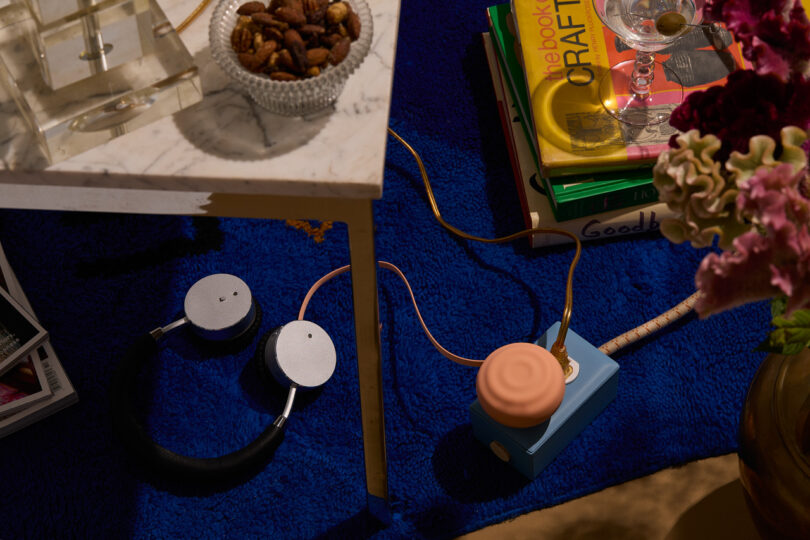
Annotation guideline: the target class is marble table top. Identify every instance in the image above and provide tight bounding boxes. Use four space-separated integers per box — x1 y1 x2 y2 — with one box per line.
0 0 400 203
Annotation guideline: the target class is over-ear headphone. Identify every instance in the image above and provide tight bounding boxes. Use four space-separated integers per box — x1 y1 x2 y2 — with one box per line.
110 274 336 483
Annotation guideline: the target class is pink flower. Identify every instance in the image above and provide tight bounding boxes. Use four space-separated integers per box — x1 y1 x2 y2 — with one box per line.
696 164 810 317
695 232 779 316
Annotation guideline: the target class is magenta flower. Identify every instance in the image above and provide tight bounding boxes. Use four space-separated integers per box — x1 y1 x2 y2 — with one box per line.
706 0 810 81
669 71 810 162
671 1 810 161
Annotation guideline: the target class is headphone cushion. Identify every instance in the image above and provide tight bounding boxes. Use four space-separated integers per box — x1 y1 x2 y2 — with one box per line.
476 343 565 428
253 326 282 387
194 300 264 356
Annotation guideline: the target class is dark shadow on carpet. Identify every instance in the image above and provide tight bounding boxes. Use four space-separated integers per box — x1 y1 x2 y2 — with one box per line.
432 424 529 503
312 509 386 540
72 216 224 278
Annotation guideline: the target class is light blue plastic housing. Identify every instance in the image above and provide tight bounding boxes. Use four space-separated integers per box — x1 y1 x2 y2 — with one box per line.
470 323 619 479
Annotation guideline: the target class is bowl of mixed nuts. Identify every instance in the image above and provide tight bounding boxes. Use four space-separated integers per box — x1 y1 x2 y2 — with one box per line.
209 0 372 116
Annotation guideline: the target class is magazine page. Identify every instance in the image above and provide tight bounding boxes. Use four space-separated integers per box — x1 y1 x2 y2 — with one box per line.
0 349 51 417
0 286 48 376
0 241 77 437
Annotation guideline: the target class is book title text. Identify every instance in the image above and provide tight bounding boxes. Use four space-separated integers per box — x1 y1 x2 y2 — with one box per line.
532 0 594 86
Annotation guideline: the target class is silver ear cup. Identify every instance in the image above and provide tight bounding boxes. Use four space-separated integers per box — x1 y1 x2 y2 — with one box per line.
263 320 336 389
184 274 256 341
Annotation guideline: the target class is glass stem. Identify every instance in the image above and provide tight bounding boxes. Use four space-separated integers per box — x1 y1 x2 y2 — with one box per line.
630 50 655 99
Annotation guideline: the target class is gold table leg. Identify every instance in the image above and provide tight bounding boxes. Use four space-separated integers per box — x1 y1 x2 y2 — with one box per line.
203 193 390 521
346 199 390 523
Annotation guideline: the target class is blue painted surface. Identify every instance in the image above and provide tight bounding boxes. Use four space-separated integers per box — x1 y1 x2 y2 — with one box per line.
0 0 773 536
470 323 619 478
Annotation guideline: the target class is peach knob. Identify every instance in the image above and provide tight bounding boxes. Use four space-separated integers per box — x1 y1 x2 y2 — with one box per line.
476 343 565 428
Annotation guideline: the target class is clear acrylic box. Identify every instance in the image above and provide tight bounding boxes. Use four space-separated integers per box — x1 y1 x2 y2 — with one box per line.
0 0 203 164
23 0 124 27
25 0 152 90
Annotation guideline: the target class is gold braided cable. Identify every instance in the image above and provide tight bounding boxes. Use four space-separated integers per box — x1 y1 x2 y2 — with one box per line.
176 0 213 34
388 127 580 373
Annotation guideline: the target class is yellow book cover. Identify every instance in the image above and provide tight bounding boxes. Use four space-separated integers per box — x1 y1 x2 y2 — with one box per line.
511 0 748 178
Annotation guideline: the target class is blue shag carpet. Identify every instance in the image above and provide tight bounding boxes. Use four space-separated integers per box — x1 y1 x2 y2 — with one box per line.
0 0 769 537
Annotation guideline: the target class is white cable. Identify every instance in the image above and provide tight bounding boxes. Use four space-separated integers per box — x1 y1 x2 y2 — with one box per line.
598 292 700 355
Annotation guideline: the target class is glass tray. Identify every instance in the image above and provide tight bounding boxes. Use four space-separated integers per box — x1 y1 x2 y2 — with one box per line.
0 0 202 165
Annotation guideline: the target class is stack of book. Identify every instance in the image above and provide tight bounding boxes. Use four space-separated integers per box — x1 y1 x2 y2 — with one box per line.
0 241 77 437
484 2 747 246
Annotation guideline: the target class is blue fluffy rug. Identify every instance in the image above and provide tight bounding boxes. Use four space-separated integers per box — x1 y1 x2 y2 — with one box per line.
0 0 769 537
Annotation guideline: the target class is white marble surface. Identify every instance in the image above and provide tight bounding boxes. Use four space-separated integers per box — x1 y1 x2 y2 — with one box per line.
0 0 400 204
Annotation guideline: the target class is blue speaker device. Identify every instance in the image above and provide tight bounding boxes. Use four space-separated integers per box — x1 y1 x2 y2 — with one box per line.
469 322 619 479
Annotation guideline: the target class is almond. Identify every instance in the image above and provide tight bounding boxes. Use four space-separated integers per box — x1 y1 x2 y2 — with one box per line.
283 28 305 49
250 12 275 26
320 33 342 48
274 6 307 25
238 53 264 72
236 1 267 15
264 27 285 42
346 11 361 40
284 29 309 71
298 24 326 36
306 47 329 66
270 71 299 81
277 48 295 71
328 36 351 65
255 40 278 64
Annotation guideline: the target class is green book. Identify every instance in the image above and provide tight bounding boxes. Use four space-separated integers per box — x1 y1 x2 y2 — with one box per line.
485 3 659 222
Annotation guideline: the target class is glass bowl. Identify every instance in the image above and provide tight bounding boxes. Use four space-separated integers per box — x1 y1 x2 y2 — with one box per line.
209 0 373 116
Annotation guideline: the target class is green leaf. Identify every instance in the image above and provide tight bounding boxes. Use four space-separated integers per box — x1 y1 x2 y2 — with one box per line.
783 342 808 356
773 309 810 328
771 296 788 318
760 308 810 355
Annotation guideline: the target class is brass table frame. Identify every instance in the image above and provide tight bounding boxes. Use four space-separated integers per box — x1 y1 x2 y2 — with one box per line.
206 193 389 518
